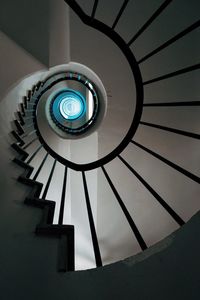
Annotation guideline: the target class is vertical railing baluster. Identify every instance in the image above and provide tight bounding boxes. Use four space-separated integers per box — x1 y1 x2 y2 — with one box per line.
112 0 129 30
42 159 57 199
102 166 147 250
20 103 25 116
26 144 43 164
33 153 48 181
57 166 75 272
82 171 102 267
118 155 185 226
138 20 200 64
131 140 200 184
140 121 200 140
58 166 68 225
11 130 25 146
128 0 173 46
22 137 38 150
91 0 98 19
143 63 200 85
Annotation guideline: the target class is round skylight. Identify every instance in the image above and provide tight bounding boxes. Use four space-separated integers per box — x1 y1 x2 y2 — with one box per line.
55 90 86 121
48 73 100 135
41 64 107 140
59 93 85 120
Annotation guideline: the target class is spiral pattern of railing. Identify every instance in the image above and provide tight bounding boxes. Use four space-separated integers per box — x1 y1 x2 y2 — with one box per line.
10 0 200 272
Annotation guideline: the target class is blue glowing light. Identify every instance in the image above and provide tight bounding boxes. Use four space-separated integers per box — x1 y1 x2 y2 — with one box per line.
59 94 84 120
52 89 86 124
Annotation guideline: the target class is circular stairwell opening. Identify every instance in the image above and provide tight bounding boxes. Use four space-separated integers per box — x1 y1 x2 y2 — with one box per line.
48 74 99 136
35 57 142 169
43 64 107 140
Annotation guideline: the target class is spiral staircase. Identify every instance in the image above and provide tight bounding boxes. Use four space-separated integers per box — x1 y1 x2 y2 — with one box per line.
0 0 200 298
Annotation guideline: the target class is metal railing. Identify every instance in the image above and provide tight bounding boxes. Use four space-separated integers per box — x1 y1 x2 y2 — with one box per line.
10 0 200 272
